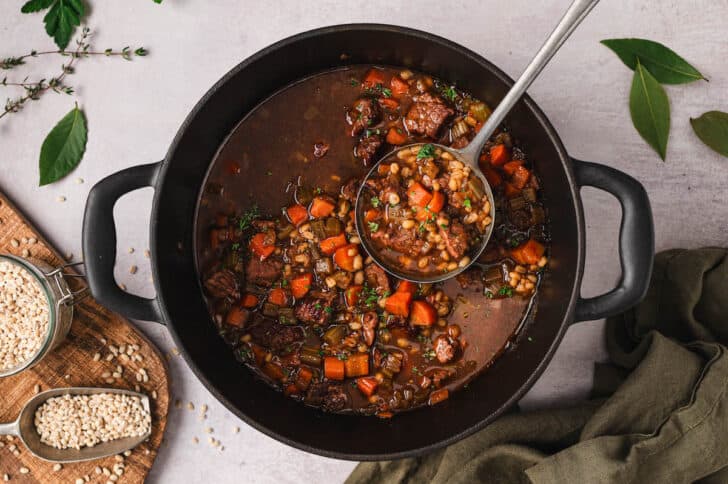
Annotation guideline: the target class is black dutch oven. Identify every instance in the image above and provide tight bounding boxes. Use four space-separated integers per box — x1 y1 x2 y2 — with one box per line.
82 25 654 460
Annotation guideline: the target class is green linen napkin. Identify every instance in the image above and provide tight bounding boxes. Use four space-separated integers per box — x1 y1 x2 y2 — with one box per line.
347 248 728 484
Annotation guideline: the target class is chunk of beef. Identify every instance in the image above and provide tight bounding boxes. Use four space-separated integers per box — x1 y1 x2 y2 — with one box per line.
340 178 360 202
295 294 334 325
456 267 484 292
383 351 404 374
306 382 349 412
386 227 426 258
249 320 303 352
404 93 454 138
354 133 383 165
246 257 282 287
364 263 391 295
362 311 378 346
433 335 458 364
439 221 468 259
252 220 276 231
347 98 380 136
427 368 452 387
204 269 240 300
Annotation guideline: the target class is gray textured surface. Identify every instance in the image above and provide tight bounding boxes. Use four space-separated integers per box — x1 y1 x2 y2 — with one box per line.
1 1 727 482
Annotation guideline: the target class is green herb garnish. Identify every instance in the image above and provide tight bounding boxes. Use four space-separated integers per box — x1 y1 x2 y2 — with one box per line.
442 85 457 102
231 243 240 250
498 286 514 298
381 87 392 98
485 290 494 299
237 205 259 231
324 306 333 314
463 198 471 209
417 143 435 160
349 78 360 86
368 222 379 232
336 352 349 361
370 196 380 208
423 349 436 361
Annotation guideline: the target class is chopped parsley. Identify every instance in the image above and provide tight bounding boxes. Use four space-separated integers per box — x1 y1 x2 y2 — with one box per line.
463 198 472 209
336 352 349 361
381 87 392 98
498 286 514 298
442 85 458 102
236 205 259 231
280 279 288 287
370 196 380 208
324 306 333 314
349 78 360 86
266 171 273 176
365 128 381 137
411 366 421 375
485 290 494 299
418 222 426 233
368 221 380 232
423 349 436 361
239 346 253 361
231 242 240 250
417 143 435 160
314 302 322 310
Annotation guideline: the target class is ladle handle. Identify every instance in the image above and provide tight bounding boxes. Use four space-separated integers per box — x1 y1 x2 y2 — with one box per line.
460 0 600 163
0 419 21 437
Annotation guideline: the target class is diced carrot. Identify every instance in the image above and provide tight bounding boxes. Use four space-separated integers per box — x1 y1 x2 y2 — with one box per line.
290 273 313 299
490 144 509 166
225 306 248 327
345 285 363 307
349 209 356 221
365 209 381 223
344 353 369 377
474 121 484 133
390 75 409 98
429 388 449 405
362 68 387 89
483 167 503 187
268 288 287 306
502 160 524 176
410 300 437 326
377 164 391 175
319 233 347 255
384 290 413 317
240 293 259 308
416 190 445 221
286 204 309 226
376 411 394 419
250 343 267 366
386 127 408 145
262 362 285 381
379 97 400 110
407 182 433 207
250 233 275 260
504 183 521 198
324 356 345 380
309 197 335 218
511 166 531 190
283 384 299 396
209 229 220 251
511 239 546 266
356 377 379 397
396 280 417 295
295 367 313 391
334 244 358 272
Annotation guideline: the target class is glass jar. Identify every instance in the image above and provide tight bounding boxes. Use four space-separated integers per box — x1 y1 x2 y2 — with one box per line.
0 254 86 377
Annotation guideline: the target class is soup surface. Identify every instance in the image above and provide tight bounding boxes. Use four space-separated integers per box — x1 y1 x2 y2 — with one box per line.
195 66 549 416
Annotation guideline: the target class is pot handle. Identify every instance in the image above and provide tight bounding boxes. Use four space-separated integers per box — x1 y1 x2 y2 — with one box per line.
82 162 164 322
571 159 654 322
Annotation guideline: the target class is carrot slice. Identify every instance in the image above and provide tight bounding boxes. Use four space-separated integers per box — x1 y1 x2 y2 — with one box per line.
290 273 313 299
240 294 258 308
490 144 509 166
250 233 275 260
295 367 314 391
250 343 267 366
483 167 503 187
364 209 381 223
309 197 335 218
262 362 285 381
268 288 287 306
225 306 248 327
429 388 449 405
344 353 369 377
407 182 433 207
345 285 363 307
286 204 309 226
416 191 445 221
324 356 345 380
362 68 387 89
396 280 417 295
319 233 347 255
390 75 409 98
502 160 524 176
410 300 437 326
511 166 531 189
377 164 391 175
504 183 521 198
511 239 545 266
334 244 358 272
283 384 299 396
384 290 413 317
386 127 408 145
356 376 379 397
379 97 400 110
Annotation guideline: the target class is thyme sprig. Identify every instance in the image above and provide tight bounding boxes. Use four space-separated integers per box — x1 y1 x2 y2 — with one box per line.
1 27 148 121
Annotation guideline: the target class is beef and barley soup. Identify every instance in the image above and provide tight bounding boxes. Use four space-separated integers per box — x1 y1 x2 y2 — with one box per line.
196 66 549 417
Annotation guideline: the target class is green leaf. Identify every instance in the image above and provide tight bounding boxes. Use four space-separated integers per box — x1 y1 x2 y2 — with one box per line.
42 0 85 50
629 62 670 160
21 0 54 13
39 105 87 186
153 0 162 3
601 38 705 84
690 111 728 157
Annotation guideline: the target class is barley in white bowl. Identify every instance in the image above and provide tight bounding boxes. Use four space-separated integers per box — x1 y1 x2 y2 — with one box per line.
0 259 50 371
34 393 152 450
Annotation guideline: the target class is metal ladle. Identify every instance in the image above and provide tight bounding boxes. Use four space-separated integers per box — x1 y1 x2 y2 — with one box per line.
0 387 151 463
355 0 600 283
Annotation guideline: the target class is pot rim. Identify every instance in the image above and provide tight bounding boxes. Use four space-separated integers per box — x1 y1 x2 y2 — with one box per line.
150 23 586 461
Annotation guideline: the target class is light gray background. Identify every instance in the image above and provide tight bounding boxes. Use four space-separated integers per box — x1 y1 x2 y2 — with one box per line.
2 1 727 482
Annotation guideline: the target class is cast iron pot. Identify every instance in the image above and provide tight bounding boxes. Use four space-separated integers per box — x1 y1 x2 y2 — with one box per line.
82 24 654 460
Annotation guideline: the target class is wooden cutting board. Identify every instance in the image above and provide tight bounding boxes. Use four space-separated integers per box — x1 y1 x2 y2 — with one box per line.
0 192 169 484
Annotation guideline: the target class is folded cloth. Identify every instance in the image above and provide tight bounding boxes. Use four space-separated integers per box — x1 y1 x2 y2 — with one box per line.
346 248 728 484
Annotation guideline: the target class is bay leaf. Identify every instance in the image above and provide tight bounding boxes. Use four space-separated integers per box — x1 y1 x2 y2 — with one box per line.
629 62 670 160
601 38 705 84
690 111 728 157
39 105 87 186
